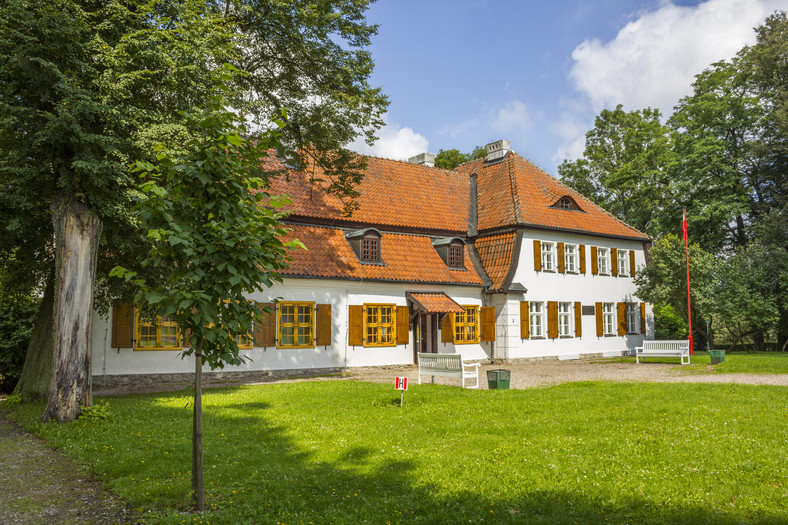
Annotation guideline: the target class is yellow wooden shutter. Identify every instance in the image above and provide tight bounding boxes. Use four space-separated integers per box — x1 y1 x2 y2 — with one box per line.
348 305 363 346
574 301 582 337
630 250 636 277
595 302 603 336
557 242 565 273
617 302 627 335
396 306 409 344
640 302 647 335
254 302 276 347
441 313 453 343
591 246 598 275
547 301 558 339
579 244 586 274
533 240 542 271
480 306 496 342
520 301 529 339
111 303 134 348
611 248 619 276
315 304 332 346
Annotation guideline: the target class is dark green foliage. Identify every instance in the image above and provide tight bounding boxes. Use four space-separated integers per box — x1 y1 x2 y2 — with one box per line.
434 146 485 170
0 284 39 393
652 305 688 340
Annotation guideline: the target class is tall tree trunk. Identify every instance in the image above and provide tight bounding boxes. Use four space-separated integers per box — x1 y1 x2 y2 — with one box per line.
192 340 204 510
13 271 55 400
42 196 102 423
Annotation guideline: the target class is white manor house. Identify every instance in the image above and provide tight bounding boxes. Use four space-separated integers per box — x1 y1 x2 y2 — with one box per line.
92 140 653 385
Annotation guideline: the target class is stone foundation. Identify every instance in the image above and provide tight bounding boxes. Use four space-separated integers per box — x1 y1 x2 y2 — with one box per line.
91 367 344 389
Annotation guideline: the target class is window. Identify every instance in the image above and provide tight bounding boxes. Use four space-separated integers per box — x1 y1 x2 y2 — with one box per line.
627 303 639 334
541 242 555 271
618 249 630 277
598 248 610 275
365 304 395 346
136 314 181 350
564 244 578 273
557 197 572 209
361 235 380 262
558 302 573 337
529 302 545 338
278 302 314 348
602 303 615 335
453 306 479 344
448 244 464 268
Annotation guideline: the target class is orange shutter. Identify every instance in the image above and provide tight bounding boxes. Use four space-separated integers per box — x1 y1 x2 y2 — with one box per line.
579 245 586 274
254 302 276 347
441 313 453 343
547 301 558 339
520 301 529 339
630 250 636 277
315 304 332 346
533 240 542 271
557 242 565 273
591 246 598 275
396 306 409 344
574 302 582 337
640 302 647 334
348 305 363 346
595 302 603 336
611 248 619 276
617 302 627 335
111 303 134 348
480 306 496 342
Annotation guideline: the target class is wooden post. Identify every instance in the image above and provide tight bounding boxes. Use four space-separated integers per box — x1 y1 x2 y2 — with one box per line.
192 341 204 510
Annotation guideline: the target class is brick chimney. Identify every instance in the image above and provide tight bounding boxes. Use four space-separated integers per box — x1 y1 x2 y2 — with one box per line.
485 139 510 163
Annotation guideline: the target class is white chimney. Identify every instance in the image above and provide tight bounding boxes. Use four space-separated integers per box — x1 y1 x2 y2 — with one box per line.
485 139 510 163
408 152 435 167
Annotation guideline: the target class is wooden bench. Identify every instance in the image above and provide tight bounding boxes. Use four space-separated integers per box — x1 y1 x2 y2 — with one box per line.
635 340 690 365
417 352 480 389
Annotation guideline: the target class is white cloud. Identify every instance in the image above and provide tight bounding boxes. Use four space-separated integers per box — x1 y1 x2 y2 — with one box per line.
347 116 429 161
490 100 531 134
570 0 785 114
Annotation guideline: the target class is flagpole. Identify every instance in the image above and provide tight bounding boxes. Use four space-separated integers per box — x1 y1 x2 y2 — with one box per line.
683 209 693 355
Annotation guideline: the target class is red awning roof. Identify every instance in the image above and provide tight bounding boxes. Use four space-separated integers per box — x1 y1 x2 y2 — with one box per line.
406 292 466 314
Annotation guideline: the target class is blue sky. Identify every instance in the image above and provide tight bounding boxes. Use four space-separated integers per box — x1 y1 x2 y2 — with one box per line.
349 0 788 174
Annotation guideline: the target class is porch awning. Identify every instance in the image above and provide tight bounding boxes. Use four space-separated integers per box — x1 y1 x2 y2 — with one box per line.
406 292 465 314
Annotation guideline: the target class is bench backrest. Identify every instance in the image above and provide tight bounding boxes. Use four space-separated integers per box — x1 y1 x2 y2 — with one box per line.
642 340 690 352
418 352 462 371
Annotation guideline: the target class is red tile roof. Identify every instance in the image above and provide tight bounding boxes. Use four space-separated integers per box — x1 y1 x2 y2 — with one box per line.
407 292 465 313
279 224 483 286
473 233 516 290
459 153 649 240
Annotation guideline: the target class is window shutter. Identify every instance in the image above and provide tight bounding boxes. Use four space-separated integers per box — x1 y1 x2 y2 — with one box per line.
111 303 134 348
254 302 276 347
557 242 565 273
315 304 332 346
591 246 598 275
480 306 496 342
520 301 529 339
595 302 603 336
574 302 582 337
441 313 453 343
617 302 627 335
611 248 619 276
533 240 542 271
547 301 558 339
396 306 409 344
630 250 636 277
579 245 586 274
640 302 647 335
348 305 363 346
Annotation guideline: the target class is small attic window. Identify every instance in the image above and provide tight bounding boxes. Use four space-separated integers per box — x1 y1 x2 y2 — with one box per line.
361 235 380 262
432 237 466 270
346 228 384 264
551 196 584 212
448 243 464 268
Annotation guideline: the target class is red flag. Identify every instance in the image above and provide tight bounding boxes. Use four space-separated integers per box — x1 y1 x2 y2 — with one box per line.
683 209 693 354
682 209 688 241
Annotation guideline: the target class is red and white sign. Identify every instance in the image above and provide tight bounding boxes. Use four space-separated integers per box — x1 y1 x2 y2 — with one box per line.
394 376 408 390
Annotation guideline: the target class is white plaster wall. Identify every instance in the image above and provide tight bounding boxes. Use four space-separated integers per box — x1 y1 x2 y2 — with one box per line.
91 278 487 377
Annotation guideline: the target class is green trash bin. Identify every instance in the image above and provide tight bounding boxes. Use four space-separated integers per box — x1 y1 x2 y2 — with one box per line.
486 369 511 390
710 349 725 364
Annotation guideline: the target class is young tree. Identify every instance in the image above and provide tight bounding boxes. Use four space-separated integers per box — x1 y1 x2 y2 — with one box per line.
113 101 301 509
434 146 486 170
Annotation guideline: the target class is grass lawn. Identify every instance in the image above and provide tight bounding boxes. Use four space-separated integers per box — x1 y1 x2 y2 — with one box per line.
3 380 787 524
613 351 788 375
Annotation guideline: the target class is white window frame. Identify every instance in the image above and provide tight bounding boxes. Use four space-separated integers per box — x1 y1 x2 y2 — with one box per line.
558 302 573 337
598 248 610 275
541 242 555 272
529 301 545 338
564 244 578 273
618 249 630 277
603 303 615 335
626 303 639 334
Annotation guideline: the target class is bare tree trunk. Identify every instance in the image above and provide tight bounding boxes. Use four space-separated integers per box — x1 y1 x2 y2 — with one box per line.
42 196 102 423
13 272 55 400
192 341 204 510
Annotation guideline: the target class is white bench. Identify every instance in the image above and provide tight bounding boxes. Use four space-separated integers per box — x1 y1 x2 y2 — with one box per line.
635 340 690 365
417 352 480 389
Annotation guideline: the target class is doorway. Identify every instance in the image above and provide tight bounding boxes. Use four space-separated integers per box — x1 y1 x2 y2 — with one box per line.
413 313 439 361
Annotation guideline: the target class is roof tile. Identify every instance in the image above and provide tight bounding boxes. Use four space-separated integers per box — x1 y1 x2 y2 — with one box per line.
473 233 516 290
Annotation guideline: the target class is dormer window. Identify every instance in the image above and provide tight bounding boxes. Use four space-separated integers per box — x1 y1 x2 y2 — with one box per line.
448 244 464 268
551 196 584 212
345 228 384 264
432 237 467 270
558 197 571 209
361 235 380 262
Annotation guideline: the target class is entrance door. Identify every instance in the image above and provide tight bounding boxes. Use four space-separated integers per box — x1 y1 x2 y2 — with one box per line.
413 313 439 361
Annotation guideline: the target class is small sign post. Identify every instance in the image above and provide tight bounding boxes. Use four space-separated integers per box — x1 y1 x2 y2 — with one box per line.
394 376 408 406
